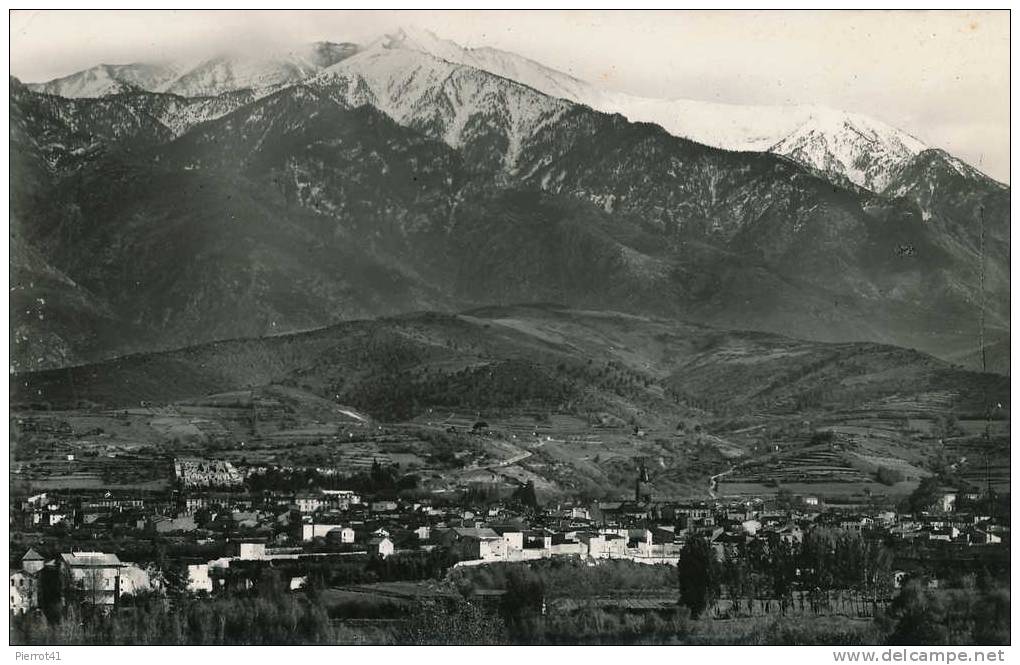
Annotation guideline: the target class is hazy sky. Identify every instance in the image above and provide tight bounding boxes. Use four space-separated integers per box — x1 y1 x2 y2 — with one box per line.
10 10 1010 182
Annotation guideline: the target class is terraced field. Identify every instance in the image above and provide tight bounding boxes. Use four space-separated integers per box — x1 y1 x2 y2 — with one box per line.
11 306 1010 499
720 445 879 498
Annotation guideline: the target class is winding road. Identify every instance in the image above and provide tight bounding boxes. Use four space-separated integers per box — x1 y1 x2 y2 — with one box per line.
708 467 735 499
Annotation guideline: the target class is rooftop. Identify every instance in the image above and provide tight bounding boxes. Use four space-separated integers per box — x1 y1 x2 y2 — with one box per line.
60 551 122 567
452 527 500 539
22 548 44 561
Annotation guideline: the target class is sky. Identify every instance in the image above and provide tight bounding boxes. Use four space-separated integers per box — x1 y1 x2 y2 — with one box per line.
9 9 1011 182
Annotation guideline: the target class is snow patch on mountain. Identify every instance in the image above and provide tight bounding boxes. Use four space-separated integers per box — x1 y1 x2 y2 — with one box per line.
166 50 318 98
27 63 180 98
310 42 572 171
882 148 1006 224
770 109 928 192
28 42 360 101
381 27 932 192
27 27 991 196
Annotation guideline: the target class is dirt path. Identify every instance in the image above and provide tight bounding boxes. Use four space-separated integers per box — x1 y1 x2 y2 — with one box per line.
709 467 735 499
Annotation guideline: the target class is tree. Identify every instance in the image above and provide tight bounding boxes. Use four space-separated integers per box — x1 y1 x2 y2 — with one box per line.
399 598 505 645
775 487 796 510
877 466 904 486
677 536 721 619
512 481 539 510
162 563 189 599
906 476 941 514
501 566 545 640
883 580 949 645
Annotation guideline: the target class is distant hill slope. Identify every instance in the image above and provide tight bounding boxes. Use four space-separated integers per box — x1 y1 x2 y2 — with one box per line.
13 306 1007 426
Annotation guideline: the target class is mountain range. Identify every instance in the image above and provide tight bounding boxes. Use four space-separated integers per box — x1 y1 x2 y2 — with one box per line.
25 41 361 99
10 27 1009 376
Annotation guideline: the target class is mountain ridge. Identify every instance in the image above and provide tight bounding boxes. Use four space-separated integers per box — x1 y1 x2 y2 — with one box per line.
9 35 1009 376
25 41 361 99
22 28 1004 194
374 27 937 193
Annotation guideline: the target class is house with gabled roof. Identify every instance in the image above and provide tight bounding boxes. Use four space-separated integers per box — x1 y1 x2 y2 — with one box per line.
368 536 394 559
59 551 123 606
10 549 46 614
21 548 44 574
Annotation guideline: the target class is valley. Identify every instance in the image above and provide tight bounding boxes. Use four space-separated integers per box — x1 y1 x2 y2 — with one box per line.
8 14 1009 649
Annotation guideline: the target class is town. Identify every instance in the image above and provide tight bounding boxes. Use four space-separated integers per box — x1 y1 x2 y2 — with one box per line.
9 450 1010 644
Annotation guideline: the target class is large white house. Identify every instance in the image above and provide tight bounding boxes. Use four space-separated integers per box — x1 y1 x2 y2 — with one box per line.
59 551 123 606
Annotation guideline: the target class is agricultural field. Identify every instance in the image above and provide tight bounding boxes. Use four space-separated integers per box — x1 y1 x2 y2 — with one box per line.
716 402 1010 501
11 306 1010 501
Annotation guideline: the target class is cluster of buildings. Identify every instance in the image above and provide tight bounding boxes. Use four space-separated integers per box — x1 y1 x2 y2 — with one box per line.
10 471 1008 616
173 458 244 488
9 549 151 614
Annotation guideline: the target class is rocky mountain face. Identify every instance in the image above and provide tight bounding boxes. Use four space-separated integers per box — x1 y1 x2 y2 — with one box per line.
25 30 934 192
11 83 470 368
374 27 930 193
9 34 1009 375
27 42 360 99
769 110 927 192
164 42 360 97
309 49 574 176
880 148 1011 369
26 63 181 98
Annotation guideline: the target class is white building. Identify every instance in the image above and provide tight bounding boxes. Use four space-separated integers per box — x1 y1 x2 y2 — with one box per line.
301 523 355 543
237 542 267 560
938 490 958 513
295 493 326 514
10 570 39 615
186 563 213 594
10 550 44 615
59 552 123 606
580 533 627 559
321 490 361 509
496 530 524 555
369 537 394 558
118 564 152 596
741 519 762 536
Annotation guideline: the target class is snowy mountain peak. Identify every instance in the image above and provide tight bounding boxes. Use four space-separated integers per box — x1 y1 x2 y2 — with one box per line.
302 41 361 68
27 43 361 101
909 148 1005 187
23 28 991 195
885 148 1006 200
371 29 934 191
382 26 452 53
165 47 327 98
381 26 591 101
769 108 928 191
311 43 571 170
27 63 180 98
